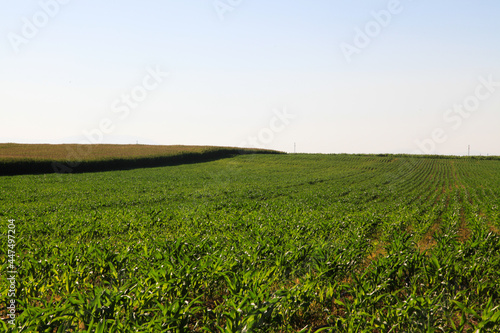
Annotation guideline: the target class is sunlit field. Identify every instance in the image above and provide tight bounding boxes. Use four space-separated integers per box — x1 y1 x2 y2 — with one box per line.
0 144 280 176
1 153 500 332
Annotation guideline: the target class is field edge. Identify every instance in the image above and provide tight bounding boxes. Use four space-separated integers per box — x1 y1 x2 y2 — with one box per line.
0 144 284 176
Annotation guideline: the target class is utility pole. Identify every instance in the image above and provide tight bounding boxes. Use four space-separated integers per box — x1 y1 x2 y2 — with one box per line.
468 145 470 156
294 142 296 154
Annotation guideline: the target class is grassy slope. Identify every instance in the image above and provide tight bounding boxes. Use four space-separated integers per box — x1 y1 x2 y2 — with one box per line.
1 154 499 331
0 143 283 175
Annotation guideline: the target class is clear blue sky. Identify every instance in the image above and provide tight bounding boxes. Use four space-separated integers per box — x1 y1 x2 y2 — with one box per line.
2 0 500 155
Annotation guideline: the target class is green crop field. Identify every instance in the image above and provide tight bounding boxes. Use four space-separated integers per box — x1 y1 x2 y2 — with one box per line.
1 153 500 332
0 144 281 176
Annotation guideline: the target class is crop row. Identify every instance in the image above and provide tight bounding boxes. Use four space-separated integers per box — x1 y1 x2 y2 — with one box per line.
1 154 499 331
